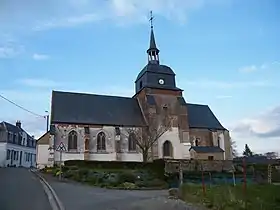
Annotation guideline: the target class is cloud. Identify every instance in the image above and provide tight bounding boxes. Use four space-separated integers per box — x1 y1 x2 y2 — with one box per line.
184 79 278 89
229 105 280 155
238 65 257 73
4 117 47 139
1 0 230 32
33 13 103 31
0 45 24 58
17 78 62 88
32 53 50 60
232 105 280 138
239 61 280 73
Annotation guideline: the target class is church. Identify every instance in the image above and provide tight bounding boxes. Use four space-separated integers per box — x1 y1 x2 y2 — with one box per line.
44 22 232 166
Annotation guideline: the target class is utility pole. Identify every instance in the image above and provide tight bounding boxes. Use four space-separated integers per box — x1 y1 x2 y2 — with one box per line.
45 111 49 132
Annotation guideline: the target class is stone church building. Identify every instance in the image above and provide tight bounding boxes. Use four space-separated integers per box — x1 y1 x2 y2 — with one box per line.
47 25 232 165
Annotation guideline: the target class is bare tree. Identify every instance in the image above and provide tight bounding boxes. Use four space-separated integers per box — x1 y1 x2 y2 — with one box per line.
124 105 173 162
230 138 238 158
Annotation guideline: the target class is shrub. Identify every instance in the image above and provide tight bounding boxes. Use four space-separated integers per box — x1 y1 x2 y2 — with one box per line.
64 159 165 180
64 170 78 179
120 182 137 189
118 171 136 183
135 179 168 189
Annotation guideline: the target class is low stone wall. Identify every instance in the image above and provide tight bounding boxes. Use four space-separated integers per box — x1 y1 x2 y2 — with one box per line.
165 159 234 173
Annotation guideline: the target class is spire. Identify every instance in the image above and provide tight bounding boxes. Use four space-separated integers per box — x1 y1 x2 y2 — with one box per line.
149 28 158 50
147 11 159 64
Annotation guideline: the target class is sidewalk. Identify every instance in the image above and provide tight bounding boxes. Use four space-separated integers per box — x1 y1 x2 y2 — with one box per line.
41 173 203 210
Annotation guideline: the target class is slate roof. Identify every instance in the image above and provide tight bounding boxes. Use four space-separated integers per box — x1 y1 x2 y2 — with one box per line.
148 28 158 52
136 63 175 81
0 121 33 139
186 103 225 130
51 91 226 130
189 146 224 153
51 91 146 127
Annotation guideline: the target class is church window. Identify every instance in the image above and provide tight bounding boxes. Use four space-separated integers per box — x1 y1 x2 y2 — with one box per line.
115 127 121 135
208 156 214 160
163 140 173 157
195 138 200 146
217 136 220 147
97 132 106 151
128 133 137 151
68 131 78 150
84 126 90 134
140 81 143 89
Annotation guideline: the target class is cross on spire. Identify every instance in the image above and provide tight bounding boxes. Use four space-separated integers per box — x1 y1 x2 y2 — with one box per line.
149 11 154 29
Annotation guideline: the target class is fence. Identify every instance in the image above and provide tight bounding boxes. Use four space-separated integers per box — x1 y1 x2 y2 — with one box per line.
164 159 280 188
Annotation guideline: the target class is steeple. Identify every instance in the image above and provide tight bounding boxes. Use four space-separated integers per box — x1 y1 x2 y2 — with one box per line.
147 11 159 64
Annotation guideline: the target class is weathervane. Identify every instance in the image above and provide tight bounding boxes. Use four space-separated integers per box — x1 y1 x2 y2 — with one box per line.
149 11 154 28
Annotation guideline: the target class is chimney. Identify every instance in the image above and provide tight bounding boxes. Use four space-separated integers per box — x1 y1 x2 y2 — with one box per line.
16 120 21 128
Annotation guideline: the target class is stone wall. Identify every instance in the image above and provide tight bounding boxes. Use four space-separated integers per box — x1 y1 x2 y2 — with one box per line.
165 159 234 173
189 150 224 160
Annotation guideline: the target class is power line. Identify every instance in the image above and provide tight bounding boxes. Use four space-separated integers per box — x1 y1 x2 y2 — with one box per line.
0 93 45 118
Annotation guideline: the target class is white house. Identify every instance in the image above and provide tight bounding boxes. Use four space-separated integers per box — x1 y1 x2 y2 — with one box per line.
36 131 53 169
0 121 36 168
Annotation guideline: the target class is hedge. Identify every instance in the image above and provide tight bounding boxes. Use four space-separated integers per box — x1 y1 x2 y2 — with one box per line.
64 159 166 180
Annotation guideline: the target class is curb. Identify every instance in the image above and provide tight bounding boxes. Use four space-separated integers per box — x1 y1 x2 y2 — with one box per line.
31 169 65 210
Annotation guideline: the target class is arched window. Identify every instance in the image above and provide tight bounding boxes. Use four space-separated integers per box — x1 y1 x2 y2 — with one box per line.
163 140 173 157
128 133 137 151
97 132 106 151
68 131 78 150
195 138 200 146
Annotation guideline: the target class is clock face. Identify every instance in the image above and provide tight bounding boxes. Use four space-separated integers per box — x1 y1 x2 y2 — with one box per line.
158 79 164 85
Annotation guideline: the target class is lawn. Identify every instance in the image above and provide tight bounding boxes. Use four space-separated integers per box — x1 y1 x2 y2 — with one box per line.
180 183 280 210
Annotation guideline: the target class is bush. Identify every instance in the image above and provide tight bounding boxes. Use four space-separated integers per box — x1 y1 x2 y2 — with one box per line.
120 182 137 189
118 171 136 183
135 179 168 189
64 159 165 180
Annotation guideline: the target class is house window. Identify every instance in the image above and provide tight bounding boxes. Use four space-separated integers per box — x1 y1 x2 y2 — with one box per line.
18 135 22 145
13 151 17 160
128 133 137 151
8 132 13 142
163 140 173 157
84 127 90 134
208 156 214 160
13 133 16 144
6 149 10 160
68 131 78 150
115 127 121 135
97 132 106 151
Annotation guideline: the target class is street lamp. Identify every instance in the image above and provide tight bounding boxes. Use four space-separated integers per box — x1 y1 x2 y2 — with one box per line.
45 111 49 132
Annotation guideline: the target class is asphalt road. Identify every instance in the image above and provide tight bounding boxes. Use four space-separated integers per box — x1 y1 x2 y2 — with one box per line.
43 174 203 210
0 168 52 210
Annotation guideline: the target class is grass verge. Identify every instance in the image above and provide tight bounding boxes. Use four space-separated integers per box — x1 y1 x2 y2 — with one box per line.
180 183 280 210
